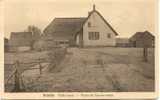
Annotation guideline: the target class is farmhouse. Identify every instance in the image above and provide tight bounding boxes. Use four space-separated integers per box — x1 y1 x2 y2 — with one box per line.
9 32 33 52
129 31 155 47
44 5 118 47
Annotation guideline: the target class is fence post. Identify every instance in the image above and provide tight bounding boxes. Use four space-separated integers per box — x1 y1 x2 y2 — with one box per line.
54 51 57 67
13 61 21 92
39 58 42 75
143 47 148 62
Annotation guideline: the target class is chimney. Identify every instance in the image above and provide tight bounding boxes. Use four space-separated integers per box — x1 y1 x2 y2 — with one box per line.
93 4 95 10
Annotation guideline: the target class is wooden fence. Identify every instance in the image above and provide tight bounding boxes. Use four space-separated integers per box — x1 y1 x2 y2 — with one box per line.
6 58 49 92
5 47 67 92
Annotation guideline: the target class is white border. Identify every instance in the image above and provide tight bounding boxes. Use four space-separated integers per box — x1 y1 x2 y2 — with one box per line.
0 0 159 99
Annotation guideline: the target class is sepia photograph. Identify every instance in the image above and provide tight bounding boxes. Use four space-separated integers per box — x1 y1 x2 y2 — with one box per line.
3 0 156 93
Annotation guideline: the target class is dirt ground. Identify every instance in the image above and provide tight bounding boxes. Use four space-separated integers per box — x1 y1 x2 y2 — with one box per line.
5 47 155 92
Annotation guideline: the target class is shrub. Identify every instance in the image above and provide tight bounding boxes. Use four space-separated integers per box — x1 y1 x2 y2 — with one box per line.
47 47 67 72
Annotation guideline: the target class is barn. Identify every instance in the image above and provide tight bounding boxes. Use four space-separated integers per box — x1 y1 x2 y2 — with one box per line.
9 32 33 52
43 5 118 47
129 31 155 47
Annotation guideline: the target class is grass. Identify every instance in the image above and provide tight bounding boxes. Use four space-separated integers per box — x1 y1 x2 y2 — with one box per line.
4 48 67 92
4 47 155 92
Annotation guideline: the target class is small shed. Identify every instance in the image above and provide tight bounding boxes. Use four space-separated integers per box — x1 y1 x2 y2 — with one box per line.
9 32 33 52
129 31 155 47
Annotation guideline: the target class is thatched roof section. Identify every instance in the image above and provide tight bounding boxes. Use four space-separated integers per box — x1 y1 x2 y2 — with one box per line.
43 17 86 39
9 32 32 47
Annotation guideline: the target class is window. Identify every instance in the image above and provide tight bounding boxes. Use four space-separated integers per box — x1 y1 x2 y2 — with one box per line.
107 33 111 38
64 41 69 44
88 32 99 40
88 22 91 27
59 41 64 44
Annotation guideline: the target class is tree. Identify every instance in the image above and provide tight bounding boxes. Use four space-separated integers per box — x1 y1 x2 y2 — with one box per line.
27 25 41 41
25 25 41 50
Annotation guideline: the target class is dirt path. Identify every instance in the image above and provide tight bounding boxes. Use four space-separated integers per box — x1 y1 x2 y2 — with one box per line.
25 48 154 92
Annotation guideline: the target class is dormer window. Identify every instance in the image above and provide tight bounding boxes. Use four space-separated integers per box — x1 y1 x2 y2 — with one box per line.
88 22 91 27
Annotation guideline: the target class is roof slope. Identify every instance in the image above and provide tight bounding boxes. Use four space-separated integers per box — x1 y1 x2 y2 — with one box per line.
9 32 33 46
43 17 86 39
84 10 118 35
43 7 118 38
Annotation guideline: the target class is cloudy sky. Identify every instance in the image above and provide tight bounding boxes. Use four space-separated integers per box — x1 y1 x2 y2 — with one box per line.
3 0 156 38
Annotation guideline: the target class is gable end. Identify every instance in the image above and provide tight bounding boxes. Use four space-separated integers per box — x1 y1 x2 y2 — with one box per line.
83 10 118 36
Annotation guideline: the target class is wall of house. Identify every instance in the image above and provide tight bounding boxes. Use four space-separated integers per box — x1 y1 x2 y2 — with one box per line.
8 46 15 52
9 46 31 52
83 12 116 46
129 36 154 48
131 38 154 48
69 39 76 46
18 46 31 51
76 30 83 47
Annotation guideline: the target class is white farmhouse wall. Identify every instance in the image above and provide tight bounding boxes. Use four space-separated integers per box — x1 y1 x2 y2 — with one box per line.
83 12 116 46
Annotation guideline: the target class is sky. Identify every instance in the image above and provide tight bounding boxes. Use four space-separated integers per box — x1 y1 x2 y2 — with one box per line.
3 0 157 38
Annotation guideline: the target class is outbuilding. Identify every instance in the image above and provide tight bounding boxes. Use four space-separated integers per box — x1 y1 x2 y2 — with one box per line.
129 31 155 47
43 5 118 47
9 32 33 52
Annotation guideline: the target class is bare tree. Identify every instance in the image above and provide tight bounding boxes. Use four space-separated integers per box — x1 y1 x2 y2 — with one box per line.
25 25 41 50
27 25 41 40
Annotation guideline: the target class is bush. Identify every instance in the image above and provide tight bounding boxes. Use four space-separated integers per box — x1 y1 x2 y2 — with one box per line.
47 47 67 72
33 40 45 51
